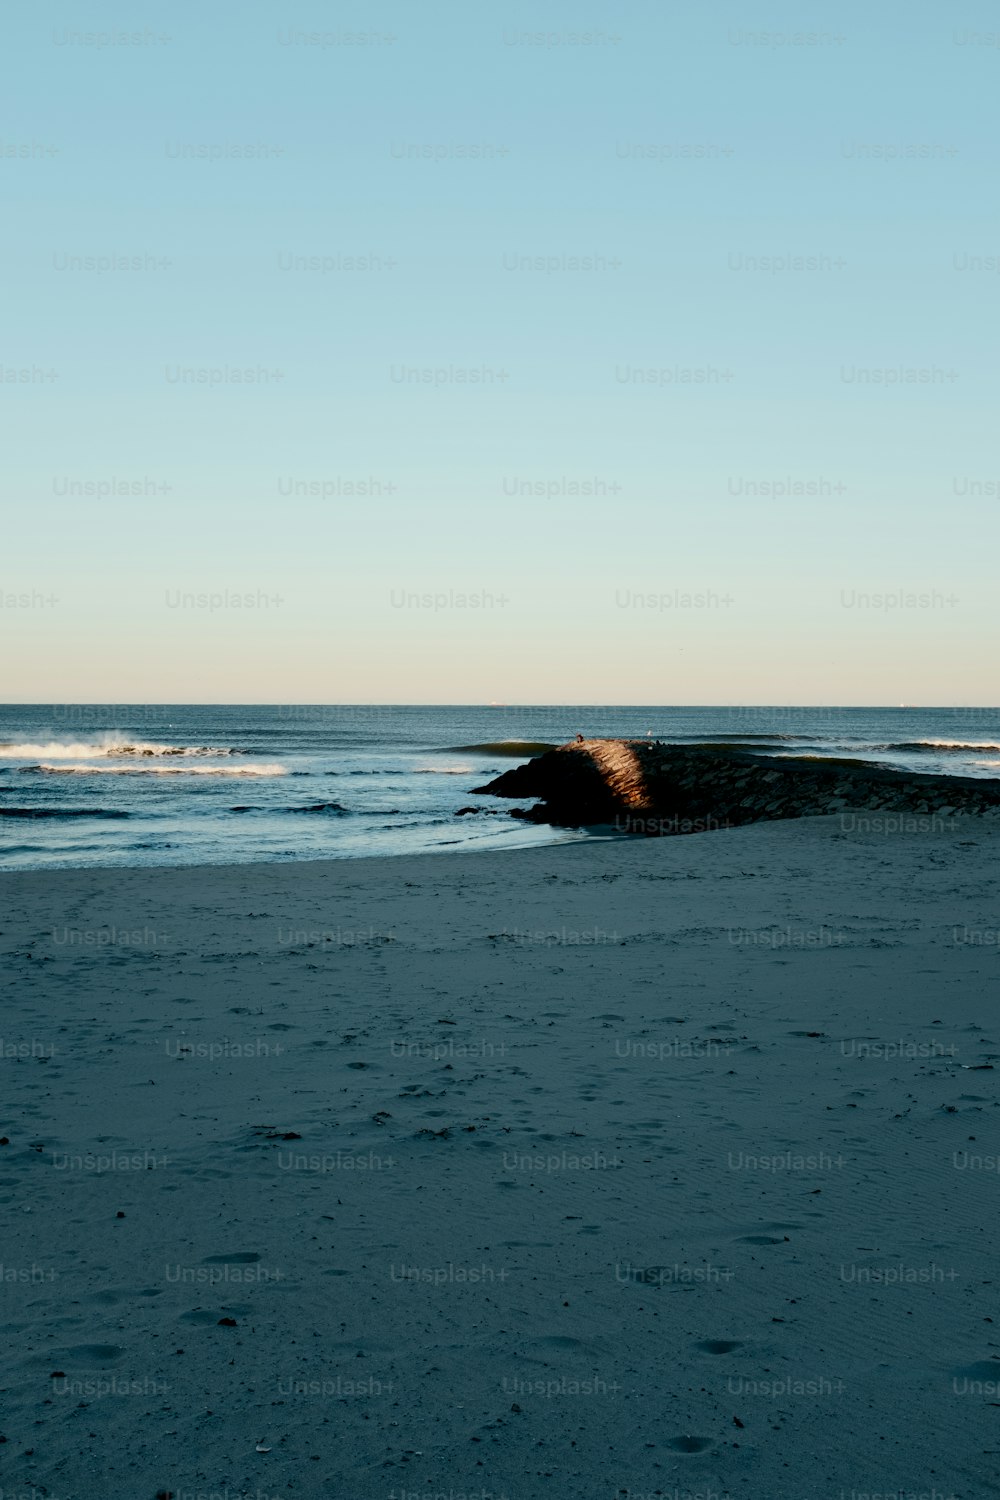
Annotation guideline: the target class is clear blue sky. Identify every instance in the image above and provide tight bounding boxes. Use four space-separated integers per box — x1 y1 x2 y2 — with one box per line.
3 0 997 703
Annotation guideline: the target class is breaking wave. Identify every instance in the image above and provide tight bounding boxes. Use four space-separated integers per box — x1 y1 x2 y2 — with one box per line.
0 738 242 759
892 739 1000 753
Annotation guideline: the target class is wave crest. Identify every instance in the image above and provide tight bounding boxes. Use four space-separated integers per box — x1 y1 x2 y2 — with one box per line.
286 802 349 814
445 741 556 756
903 739 1000 752
0 738 240 759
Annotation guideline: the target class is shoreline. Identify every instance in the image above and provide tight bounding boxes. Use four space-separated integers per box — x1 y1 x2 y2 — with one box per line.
0 821 624 877
1 797 991 882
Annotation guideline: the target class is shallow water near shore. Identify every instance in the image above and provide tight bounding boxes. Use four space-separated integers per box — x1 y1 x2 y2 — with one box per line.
0 703 997 870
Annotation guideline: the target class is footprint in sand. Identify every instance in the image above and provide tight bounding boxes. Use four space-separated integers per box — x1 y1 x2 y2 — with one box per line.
60 1343 125 1363
179 1304 252 1324
737 1220 801 1245
666 1435 714 1453
531 1335 588 1349
81 1288 164 1306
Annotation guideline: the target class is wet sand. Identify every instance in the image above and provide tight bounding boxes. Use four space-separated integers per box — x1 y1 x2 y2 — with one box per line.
1 812 999 1499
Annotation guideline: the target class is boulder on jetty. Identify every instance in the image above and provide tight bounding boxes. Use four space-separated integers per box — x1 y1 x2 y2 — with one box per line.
473 738 1000 835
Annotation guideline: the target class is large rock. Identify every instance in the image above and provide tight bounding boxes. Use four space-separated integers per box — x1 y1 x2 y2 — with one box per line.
473 739 1000 835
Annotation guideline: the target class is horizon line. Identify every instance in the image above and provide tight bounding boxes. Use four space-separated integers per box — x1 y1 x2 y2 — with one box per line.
1 702 998 712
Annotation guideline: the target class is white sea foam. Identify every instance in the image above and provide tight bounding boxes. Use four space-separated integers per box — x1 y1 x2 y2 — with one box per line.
34 762 286 777
0 738 236 759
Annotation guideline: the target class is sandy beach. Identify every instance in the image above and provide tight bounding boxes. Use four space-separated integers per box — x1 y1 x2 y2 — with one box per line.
2 812 999 1499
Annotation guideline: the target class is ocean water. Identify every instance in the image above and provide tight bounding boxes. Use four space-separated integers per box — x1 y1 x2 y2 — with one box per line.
1 704 998 871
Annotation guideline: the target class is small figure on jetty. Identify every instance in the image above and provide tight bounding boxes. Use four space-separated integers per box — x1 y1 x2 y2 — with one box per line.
575 733 585 743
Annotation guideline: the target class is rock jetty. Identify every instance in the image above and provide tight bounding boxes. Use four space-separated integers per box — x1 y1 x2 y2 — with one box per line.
473 738 1000 835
